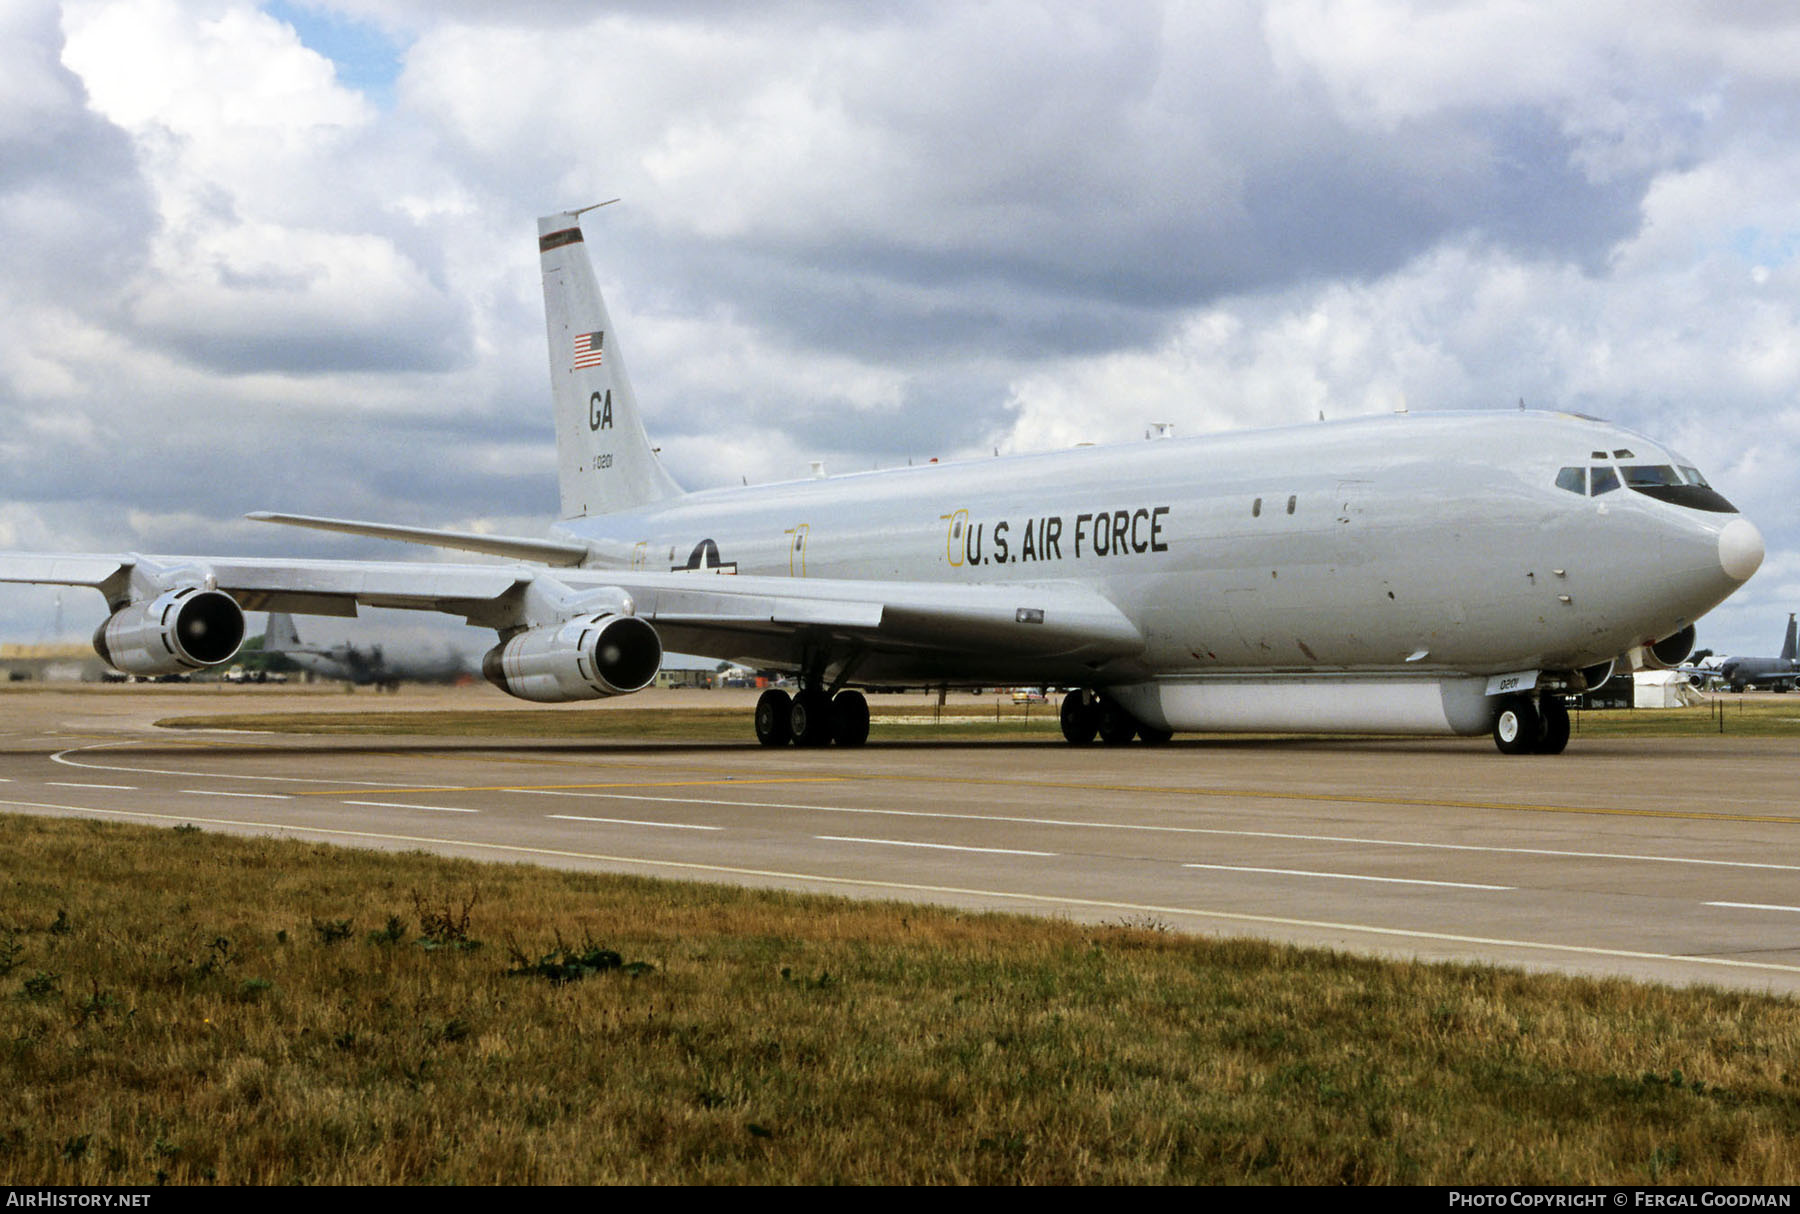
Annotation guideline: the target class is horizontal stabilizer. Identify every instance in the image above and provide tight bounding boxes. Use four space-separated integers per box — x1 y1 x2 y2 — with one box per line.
246 512 590 567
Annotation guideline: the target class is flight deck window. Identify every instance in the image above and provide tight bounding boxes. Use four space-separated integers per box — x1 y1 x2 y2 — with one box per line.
1622 464 1738 512
1556 467 1586 495
1590 466 1620 495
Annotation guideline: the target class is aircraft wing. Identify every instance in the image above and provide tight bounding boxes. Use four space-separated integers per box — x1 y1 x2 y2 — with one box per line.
0 552 1144 665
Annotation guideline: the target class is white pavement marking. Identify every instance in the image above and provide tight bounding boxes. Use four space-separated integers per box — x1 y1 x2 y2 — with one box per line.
1182 863 1511 891
547 814 722 831
818 835 1057 857
342 800 479 815
46 782 137 790
1707 901 1800 915
181 790 292 800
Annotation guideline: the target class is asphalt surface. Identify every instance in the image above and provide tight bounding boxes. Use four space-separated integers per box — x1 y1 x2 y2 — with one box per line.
4 684 1799 995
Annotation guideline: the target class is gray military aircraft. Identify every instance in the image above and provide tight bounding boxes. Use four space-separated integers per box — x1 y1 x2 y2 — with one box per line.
0 206 1766 754
261 612 469 690
1689 613 1798 692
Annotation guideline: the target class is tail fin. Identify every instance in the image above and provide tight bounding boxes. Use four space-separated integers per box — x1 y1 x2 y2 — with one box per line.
538 207 684 519
1782 613 1796 663
264 612 302 653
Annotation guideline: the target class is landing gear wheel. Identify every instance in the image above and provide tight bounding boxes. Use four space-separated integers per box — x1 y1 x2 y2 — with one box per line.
1492 699 1542 755
1097 697 1139 745
1060 690 1100 744
1536 699 1570 755
831 690 871 747
1138 725 1174 745
789 689 836 747
754 689 793 747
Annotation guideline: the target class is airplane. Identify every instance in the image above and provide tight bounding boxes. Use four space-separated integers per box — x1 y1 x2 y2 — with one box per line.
260 611 470 690
0 205 1766 755
1685 613 1798 693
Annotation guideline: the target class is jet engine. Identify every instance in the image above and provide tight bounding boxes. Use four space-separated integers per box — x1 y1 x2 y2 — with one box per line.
481 612 663 702
1578 659 1615 692
1633 624 1697 671
93 587 246 676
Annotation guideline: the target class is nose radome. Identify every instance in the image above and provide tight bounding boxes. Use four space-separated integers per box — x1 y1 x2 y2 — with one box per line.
1718 518 1765 582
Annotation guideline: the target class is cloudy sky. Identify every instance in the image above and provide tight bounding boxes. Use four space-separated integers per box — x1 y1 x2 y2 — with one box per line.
1 0 1796 657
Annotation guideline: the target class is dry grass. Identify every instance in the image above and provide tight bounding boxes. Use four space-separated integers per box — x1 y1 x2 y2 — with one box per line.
4 812 1800 1184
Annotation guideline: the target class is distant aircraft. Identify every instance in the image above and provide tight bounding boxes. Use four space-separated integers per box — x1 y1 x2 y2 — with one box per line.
0 204 1765 753
261 612 469 690
1688 613 1799 693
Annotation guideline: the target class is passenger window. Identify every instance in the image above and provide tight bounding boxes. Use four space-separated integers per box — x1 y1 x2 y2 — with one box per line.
1590 466 1620 495
1285 495 1296 515
1555 467 1586 495
1252 497 1262 518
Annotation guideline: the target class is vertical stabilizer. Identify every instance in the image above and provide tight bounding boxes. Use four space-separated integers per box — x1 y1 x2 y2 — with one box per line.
1783 613 1796 663
538 208 685 519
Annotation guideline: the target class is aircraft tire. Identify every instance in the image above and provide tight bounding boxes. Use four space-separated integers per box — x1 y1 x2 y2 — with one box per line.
1060 690 1099 744
1138 725 1174 745
1536 699 1571 755
832 690 871 746
1097 697 1139 745
1492 699 1541 755
755 689 793 747
789 689 836 747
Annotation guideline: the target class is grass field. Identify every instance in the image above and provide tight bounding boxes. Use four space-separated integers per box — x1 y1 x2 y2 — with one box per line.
4 811 1799 1185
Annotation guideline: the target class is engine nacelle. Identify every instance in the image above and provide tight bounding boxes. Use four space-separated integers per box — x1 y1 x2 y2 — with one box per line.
1632 624 1697 671
481 613 663 703
93 587 246 676
1579 659 1615 692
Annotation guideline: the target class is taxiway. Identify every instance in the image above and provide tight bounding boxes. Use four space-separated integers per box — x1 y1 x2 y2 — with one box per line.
3 685 1798 994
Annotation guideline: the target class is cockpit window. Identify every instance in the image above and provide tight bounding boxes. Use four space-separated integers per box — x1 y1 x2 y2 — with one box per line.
1622 465 1681 489
1621 464 1736 513
1590 466 1620 495
1555 466 1586 495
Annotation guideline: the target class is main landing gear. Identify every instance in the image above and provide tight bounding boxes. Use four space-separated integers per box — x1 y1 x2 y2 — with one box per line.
755 687 870 747
1491 695 1570 756
1060 689 1172 746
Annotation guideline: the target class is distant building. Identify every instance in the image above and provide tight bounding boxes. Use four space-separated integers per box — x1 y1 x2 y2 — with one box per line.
0 643 106 683
654 654 725 689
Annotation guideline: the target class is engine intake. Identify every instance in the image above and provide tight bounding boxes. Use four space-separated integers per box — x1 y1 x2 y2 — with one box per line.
1635 624 1697 671
94 588 246 675
482 613 663 703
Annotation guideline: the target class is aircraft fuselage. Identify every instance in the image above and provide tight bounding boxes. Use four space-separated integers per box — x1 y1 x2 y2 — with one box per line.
557 410 1752 705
